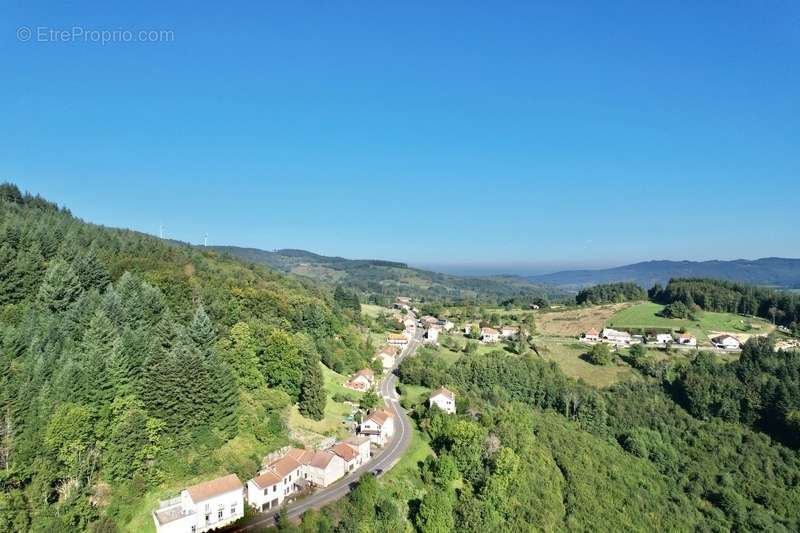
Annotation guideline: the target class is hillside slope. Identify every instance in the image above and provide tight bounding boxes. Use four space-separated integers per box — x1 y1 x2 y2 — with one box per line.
528 258 800 290
210 245 556 303
0 183 370 531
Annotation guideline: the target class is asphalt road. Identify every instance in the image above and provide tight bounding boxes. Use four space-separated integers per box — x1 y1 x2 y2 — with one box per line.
230 328 422 531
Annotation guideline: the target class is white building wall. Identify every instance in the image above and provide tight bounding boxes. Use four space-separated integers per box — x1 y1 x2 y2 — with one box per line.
430 395 455 414
246 479 283 512
189 488 244 533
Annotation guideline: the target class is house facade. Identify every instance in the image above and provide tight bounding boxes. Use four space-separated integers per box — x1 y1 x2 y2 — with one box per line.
499 326 519 339
712 335 741 350
428 387 456 414
425 326 440 344
677 333 697 346
305 451 346 487
583 328 600 341
344 436 371 466
359 409 396 446
345 368 374 391
601 328 632 345
655 333 673 344
153 474 244 533
373 346 397 370
480 327 500 343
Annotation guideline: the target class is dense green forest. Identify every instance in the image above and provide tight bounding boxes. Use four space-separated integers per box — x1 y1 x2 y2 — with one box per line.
651 278 800 330
575 282 647 305
290 339 800 532
0 184 372 531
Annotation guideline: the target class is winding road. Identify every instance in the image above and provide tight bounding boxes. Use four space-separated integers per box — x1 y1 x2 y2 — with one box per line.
230 327 422 531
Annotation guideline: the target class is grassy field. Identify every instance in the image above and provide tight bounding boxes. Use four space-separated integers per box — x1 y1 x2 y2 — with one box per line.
606 302 774 341
361 303 396 318
400 384 431 407
537 303 632 337
536 340 639 388
287 363 362 442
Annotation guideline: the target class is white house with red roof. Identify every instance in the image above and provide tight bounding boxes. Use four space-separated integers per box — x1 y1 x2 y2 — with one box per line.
359 409 396 446
344 368 374 391
153 474 244 533
480 327 500 343
373 346 397 370
583 328 600 342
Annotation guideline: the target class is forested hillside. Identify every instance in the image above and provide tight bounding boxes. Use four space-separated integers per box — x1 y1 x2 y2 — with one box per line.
209 245 557 304
0 183 370 531
651 278 800 330
295 341 800 532
575 282 647 305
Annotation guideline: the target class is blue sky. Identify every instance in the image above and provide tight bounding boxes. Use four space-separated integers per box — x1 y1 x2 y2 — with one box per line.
2 1 798 274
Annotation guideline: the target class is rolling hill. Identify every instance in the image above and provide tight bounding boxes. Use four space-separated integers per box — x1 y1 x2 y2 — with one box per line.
527 257 800 290
209 245 556 302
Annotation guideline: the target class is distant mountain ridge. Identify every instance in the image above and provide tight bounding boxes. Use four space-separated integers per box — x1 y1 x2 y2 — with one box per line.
208 245 555 302
527 257 800 290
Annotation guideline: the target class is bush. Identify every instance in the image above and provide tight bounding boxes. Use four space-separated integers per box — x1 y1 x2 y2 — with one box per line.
586 344 612 366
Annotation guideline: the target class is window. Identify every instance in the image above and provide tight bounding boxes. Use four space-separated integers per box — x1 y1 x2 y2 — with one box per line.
231 504 237 515
218 509 223 520
273 485 277 493
205 503 211 512
191 527 196 533
205 514 210 523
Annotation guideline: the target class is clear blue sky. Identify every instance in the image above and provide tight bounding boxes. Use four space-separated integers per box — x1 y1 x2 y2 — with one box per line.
2 1 798 274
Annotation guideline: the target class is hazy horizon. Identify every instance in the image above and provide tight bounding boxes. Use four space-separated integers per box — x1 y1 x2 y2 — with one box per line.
5 2 799 266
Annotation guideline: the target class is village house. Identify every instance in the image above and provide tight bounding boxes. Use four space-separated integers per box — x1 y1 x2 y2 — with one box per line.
330 442 360 473
439 319 455 331
480 327 500 343
583 328 600 342
425 325 441 344
655 333 673 344
428 387 456 414
153 474 244 533
373 346 397 371
499 325 519 339
394 296 412 311
304 450 346 487
343 435 371 465
359 409 396 446
344 368 374 391
387 333 409 347
712 334 741 350
601 328 632 345
677 333 697 346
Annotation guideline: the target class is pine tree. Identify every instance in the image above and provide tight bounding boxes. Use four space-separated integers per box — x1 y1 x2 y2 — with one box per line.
37 258 82 312
298 354 326 421
0 244 22 305
188 305 216 351
80 309 120 405
74 250 111 292
210 357 239 438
